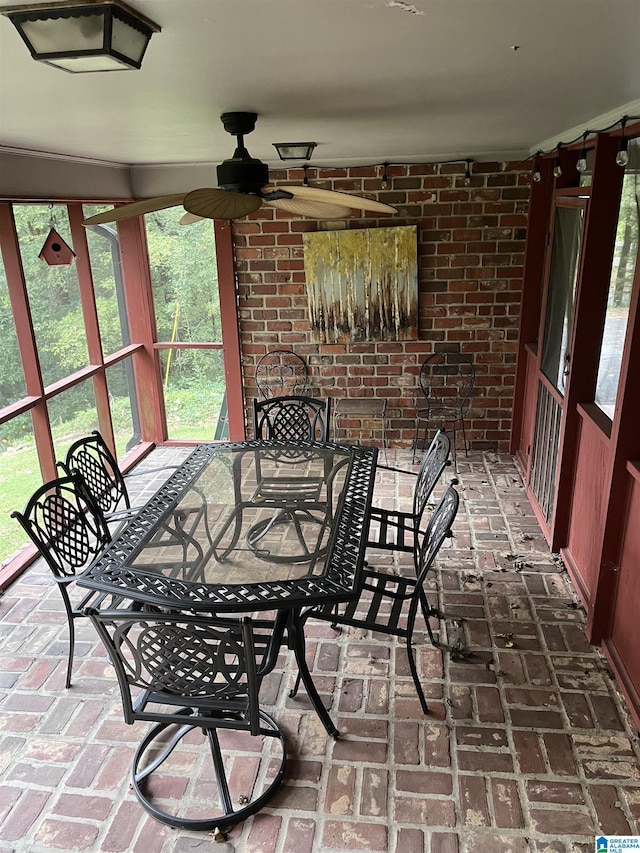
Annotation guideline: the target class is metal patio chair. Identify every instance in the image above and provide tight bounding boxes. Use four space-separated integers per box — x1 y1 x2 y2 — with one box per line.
293 482 460 714
413 352 475 470
57 430 177 530
248 395 335 560
252 395 331 443
87 610 287 832
11 473 113 687
58 431 211 566
367 429 451 558
255 349 310 399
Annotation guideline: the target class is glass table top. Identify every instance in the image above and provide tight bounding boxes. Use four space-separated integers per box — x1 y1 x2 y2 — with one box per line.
78 440 377 612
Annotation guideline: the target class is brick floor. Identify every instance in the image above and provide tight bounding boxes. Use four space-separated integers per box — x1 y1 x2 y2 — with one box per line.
1 447 639 852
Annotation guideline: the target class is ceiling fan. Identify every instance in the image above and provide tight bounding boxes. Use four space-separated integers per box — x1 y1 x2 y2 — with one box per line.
82 112 397 227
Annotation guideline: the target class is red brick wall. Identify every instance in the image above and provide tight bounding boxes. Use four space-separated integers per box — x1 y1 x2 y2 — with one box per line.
232 161 530 450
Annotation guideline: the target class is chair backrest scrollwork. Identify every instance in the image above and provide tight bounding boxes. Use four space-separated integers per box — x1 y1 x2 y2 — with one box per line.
58 430 129 516
87 612 269 735
415 482 459 587
412 429 451 520
12 473 111 580
255 350 310 399
418 352 475 417
253 395 332 443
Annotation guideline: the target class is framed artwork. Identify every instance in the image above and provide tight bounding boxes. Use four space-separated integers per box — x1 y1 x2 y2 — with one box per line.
302 224 418 343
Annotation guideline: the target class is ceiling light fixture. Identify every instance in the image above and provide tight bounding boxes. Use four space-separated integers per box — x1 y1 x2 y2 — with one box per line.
2 0 160 73
272 142 317 161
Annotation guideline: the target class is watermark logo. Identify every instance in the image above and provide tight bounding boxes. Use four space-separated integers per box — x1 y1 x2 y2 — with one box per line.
596 838 640 851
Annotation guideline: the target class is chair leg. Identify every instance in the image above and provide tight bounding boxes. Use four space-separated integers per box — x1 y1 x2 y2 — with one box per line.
289 670 302 699
405 634 429 715
451 424 458 473
381 413 389 465
413 421 426 464
65 620 75 689
207 727 234 818
461 416 469 457
405 600 431 714
59 585 76 688
418 588 439 647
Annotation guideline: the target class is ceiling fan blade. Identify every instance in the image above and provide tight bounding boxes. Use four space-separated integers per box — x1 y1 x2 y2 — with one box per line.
266 197 352 219
179 212 206 225
286 185 396 215
183 188 263 220
82 194 186 226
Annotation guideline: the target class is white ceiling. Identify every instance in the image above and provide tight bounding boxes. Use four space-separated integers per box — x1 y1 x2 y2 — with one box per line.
1 0 639 178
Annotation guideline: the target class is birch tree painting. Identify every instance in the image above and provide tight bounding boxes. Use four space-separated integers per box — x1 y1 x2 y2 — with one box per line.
303 225 418 343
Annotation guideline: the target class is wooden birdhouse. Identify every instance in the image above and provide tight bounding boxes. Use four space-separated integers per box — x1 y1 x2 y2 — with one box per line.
39 229 76 267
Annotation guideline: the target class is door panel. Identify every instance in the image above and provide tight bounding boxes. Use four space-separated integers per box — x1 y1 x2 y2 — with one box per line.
528 201 586 528
604 465 640 730
563 409 610 604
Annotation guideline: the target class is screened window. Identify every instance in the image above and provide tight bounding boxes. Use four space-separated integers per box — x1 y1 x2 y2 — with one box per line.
145 210 227 441
85 212 130 357
0 202 142 567
14 205 90 386
594 139 639 418
0 260 25 408
540 205 585 392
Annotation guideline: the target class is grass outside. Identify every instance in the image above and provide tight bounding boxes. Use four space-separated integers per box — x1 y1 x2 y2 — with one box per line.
1 443 43 562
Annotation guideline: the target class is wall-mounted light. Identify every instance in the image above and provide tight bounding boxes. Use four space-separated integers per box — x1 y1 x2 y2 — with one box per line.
272 142 317 161
576 133 589 173
532 151 542 183
463 160 472 186
381 162 389 189
2 0 160 73
552 145 563 178
616 117 629 168
302 165 309 186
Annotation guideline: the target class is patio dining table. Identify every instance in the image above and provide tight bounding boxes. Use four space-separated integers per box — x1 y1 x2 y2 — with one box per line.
77 439 377 737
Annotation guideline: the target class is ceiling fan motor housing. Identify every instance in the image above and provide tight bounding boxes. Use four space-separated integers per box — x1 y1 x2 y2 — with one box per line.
217 111 269 193
217 156 269 193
